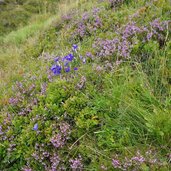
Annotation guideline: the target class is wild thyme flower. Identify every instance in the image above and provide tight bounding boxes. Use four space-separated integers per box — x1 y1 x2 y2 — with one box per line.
93 7 101 15
82 12 89 20
69 156 83 170
86 52 94 59
60 122 71 136
150 19 165 32
50 153 60 171
62 14 73 22
122 22 142 39
51 133 65 148
9 97 19 105
131 156 145 164
22 167 32 171
112 159 121 169
72 8 103 39
40 83 47 95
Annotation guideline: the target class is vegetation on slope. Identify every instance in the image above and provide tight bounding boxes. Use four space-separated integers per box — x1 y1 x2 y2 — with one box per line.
0 0 171 170
0 0 61 36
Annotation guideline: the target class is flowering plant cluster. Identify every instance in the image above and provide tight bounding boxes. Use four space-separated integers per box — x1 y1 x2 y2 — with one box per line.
93 19 169 62
71 8 103 40
8 81 38 116
110 150 167 170
50 44 86 76
30 122 73 170
51 122 71 148
69 155 83 170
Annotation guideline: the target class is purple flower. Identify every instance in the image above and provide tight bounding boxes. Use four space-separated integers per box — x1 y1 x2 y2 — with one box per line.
40 83 47 95
9 97 19 105
54 57 60 62
147 32 153 41
65 66 71 73
33 123 38 131
82 12 89 20
72 44 78 51
112 159 121 168
93 7 101 15
50 153 60 170
131 156 145 163
64 54 74 61
86 52 94 59
51 65 62 75
51 133 65 148
22 167 32 171
60 122 71 136
69 156 83 170
74 67 78 71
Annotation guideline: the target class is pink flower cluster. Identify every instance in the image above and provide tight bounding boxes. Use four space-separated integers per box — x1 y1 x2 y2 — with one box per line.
93 19 169 61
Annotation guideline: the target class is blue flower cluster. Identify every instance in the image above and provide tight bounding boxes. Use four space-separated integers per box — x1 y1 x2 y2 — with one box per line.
50 45 79 75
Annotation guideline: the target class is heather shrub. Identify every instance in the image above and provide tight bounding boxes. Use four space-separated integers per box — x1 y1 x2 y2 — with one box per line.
67 7 103 41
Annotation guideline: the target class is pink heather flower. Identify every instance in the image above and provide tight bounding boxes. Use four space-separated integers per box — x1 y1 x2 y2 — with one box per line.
22 167 32 171
69 156 83 170
41 83 47 95
112 159 121 168
9 97 19 105
59 122 71 136
50 153 60 170
131 156 145 164
50 133 65 148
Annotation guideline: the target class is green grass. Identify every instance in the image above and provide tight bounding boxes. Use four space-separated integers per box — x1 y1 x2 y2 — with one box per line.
1 15 51 45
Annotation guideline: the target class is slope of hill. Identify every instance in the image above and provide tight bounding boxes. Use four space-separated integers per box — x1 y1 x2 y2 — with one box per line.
0 0 171 170
0 0 61 36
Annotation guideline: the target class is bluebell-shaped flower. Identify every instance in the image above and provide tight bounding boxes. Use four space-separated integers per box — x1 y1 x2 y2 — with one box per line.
72 44 78 51
51 65 62 75
66 54 74 61
65 66 71 72
33 123 38 131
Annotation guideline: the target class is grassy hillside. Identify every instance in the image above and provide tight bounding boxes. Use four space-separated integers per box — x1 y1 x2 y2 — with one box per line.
0 0 171 170
0 0 61 36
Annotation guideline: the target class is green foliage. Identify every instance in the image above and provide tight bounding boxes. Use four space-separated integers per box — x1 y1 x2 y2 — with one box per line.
0 0 61 36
